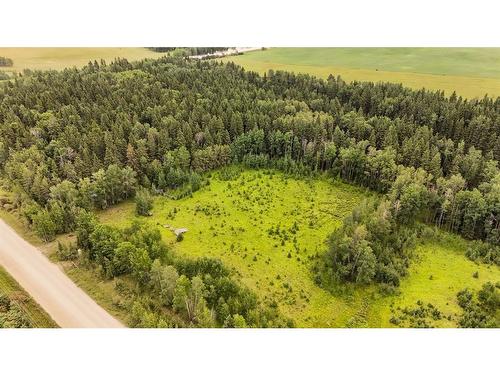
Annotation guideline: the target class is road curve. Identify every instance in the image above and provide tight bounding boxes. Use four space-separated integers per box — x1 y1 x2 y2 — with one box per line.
0 219 124 328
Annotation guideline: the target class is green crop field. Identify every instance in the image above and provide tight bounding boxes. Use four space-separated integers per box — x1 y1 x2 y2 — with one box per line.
0 266 57 328
223 48 500 99
97 169 499 327
0 47 165 74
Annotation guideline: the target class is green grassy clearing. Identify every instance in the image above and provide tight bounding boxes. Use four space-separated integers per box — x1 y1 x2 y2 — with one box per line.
370 233 500 327
223 48 500 99
2 169 498 327
100 169 370 327
98 168 499 327
0 266 57 328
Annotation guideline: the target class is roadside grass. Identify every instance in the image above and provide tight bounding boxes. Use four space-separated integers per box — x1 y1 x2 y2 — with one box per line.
0 265 57 328
0 47 166 74
39 234 132 326
64 265 131 325
223 48 500 99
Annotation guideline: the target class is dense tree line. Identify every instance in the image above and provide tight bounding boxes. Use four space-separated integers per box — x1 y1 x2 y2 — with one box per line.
0 56 498 289
147 47 177 53
320 167 430 286
73 216 290 327
147 47 230 56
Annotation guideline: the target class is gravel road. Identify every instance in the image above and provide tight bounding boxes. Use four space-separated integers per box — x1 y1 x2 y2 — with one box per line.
0 219 124 328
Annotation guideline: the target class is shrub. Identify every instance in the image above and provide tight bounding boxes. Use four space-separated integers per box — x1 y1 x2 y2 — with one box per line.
135 188 153 216
32 209 56 242
465 241 500 265
56 241 78 261
0 56 13 67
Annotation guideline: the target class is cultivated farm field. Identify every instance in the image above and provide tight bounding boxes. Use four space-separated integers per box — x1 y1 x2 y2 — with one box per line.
223 47 500 99
0 47 165 74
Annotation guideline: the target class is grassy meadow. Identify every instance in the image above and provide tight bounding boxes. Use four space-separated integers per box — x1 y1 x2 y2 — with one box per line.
97 169 499 327
370 234 500 327
100 169 369 327
0 47 165 74
223 48 500 99
2 169 498 327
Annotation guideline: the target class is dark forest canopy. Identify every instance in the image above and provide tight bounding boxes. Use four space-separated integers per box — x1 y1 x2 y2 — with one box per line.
146 47 177 53
0 56 499 287
147 47 231 56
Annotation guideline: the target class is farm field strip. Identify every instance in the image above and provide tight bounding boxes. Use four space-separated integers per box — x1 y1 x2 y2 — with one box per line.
223 48 500 98
0 47 166 73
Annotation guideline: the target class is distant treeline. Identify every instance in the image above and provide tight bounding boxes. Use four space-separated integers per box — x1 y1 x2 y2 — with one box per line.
147 47 230 56
0 56 498 289
0 57 13 67
147 47 176 53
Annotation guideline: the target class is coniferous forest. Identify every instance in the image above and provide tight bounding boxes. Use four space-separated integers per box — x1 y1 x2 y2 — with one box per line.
0 56 499 327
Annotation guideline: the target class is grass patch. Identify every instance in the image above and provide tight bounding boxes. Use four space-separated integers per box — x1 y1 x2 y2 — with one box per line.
63 265 131 324
223 48 500 99
40 235 131 325
370 232 500 327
